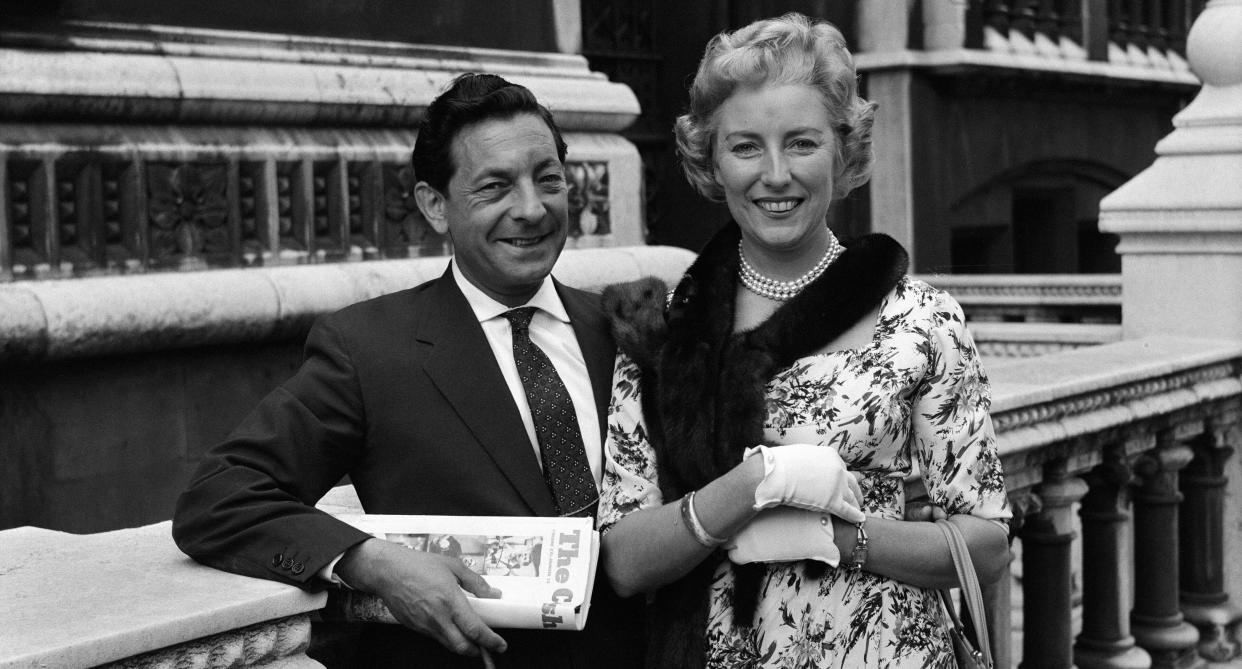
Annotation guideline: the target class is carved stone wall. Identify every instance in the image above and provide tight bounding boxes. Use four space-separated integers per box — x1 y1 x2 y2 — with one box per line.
0 18 644 282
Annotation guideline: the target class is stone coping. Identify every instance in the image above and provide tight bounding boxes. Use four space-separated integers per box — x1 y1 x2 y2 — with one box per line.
0 246 697 363
915 273 1122 302
969 322 1122 344
856 48 1199 87
0 522 326 669
988 336 1242 414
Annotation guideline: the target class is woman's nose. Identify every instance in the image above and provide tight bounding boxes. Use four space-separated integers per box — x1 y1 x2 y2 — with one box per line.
760 152 791 188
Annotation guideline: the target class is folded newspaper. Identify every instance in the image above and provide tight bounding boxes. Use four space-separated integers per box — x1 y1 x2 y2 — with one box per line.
327 514 600 631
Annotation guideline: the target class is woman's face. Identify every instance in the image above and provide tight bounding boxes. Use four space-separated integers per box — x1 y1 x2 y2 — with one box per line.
712 83 837 256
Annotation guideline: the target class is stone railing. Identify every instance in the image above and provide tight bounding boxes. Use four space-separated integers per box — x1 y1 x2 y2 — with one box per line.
4 336 1239 668
857 0 1203 84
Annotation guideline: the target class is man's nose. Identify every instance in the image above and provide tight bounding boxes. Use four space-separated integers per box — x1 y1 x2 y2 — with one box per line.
510 181 547 222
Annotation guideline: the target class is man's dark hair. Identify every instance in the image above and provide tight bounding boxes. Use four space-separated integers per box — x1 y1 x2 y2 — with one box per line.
412 73 568 194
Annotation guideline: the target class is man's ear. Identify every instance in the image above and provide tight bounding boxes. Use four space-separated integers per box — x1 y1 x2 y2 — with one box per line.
414 181 449 235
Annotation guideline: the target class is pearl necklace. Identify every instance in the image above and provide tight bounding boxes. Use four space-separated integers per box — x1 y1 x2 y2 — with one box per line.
738 232 843 301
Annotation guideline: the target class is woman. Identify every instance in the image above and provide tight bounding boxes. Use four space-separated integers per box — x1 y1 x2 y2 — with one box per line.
598 13 1011 669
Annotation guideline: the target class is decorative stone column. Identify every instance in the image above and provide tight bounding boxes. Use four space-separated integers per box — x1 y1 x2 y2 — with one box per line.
1130 429 1205 669
1179 416 1242 662
1021 458 1089 669
1075 444 1151 669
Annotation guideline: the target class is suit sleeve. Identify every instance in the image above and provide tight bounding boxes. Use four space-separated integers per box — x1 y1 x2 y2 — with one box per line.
172 316 375 588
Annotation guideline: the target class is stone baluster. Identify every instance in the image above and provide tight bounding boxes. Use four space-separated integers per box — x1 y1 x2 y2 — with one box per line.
1179 416 1242 662
1021 458 1089 669
1130 429 1204 669
1075 444 1151 669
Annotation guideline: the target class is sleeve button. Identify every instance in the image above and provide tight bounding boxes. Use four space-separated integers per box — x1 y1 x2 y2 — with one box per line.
820 515 829 526
271 553 284 567
281 557 295 570
291 562 305 575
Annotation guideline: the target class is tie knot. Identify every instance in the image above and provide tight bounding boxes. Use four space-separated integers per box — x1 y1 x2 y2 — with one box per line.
503 307 537 335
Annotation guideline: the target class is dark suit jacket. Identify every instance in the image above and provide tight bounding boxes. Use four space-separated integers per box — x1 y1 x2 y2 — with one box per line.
173 269 644 669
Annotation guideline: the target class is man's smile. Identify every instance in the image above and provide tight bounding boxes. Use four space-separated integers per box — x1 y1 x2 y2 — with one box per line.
499 232 553 248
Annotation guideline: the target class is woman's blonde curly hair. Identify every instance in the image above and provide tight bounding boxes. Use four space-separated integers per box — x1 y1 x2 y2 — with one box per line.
674 13 876 203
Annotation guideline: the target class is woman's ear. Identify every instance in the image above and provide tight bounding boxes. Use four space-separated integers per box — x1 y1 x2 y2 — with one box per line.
414 182 449 235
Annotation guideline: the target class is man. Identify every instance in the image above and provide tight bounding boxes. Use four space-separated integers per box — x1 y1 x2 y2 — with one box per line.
172 73 644 668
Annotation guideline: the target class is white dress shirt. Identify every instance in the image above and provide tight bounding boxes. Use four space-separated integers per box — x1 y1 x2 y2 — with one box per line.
451 261 603 486
320 262 602 584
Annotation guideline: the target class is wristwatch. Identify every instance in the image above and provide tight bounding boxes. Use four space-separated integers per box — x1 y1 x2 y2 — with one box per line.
845 519 869 572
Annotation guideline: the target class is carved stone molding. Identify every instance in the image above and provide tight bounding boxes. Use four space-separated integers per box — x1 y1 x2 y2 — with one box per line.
994 361 1240 435
1 143 613 281
100 615 319 669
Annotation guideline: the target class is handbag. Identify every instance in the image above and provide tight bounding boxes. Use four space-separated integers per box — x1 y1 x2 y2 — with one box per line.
936 519 994 669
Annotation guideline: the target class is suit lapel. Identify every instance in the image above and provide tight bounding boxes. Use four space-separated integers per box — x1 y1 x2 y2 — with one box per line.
557 281 616 444
417 272 557 516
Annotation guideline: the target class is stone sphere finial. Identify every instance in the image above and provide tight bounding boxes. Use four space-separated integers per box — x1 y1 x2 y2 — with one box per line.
1187 0 1242 87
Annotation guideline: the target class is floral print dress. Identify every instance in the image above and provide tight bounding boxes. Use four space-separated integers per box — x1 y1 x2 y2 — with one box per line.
598 277 1011 669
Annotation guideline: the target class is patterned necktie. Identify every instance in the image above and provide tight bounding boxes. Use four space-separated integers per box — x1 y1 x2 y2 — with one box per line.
503 307 598 517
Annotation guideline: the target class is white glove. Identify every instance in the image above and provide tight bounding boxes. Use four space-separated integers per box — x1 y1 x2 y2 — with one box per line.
745 444 866 523
727 507 842 566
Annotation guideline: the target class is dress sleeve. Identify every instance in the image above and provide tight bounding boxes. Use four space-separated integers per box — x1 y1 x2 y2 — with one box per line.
910 290 1011 522
596 352 666 533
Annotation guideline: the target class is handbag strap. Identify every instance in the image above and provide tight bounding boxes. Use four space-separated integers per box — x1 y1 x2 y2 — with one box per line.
936 519 994 667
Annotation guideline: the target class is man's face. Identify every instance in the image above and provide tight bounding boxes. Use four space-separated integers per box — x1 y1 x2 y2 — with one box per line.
416 113 569 307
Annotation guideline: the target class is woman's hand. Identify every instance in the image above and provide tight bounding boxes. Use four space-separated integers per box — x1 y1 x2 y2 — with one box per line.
727 506 842 565
745 444 866 523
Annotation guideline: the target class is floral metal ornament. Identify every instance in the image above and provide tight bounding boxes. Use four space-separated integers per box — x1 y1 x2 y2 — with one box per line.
567 162 610 238
147 163 229 267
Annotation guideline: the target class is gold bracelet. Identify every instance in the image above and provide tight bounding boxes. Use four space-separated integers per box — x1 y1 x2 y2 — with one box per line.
680 490 727 548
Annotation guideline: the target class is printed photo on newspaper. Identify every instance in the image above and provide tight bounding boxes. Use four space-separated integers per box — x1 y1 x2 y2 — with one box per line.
329 514 600 631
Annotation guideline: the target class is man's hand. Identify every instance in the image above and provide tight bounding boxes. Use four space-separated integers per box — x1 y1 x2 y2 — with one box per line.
337 538 508 657
904 500 948 522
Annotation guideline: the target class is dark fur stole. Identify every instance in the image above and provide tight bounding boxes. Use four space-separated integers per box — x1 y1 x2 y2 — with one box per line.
602 222 908 669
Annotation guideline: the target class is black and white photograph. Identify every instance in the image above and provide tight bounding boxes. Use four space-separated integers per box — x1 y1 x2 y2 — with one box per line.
3 1 1241 668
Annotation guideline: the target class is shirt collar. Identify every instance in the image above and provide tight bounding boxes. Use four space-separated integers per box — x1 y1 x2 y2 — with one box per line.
450 260 571 324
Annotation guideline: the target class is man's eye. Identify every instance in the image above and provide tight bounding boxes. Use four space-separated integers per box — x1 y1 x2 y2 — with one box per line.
540 173 566 189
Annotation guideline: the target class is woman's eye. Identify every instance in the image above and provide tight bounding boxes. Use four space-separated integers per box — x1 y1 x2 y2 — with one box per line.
730 143 760 157
790 138 819 152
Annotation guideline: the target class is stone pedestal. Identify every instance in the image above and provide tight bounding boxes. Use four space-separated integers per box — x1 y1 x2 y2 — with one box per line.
1098 1 1242 343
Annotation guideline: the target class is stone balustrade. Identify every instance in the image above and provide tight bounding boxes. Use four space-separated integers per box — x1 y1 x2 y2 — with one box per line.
988 336 1242 668
4 336 1240 668
918 273 1123 324
857 0 1201 84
